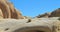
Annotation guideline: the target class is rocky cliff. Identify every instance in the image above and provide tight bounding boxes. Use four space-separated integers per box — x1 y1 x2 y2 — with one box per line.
0 0 24 19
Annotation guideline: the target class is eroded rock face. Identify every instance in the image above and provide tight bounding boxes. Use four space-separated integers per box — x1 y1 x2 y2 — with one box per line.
14 9 24 19
0 0 11 18
0 9 3 19
0 0 24 19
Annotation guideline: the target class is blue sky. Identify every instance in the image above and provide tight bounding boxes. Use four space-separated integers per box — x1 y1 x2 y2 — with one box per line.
10 0 60 17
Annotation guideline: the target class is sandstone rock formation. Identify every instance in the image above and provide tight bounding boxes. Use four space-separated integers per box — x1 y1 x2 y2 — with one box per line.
0 0 11 18
36 13 51 18
0 9 3 19
0 0 24 19
0 0 60 32
0 17 60 32
36 8 60 18
50 8 60 17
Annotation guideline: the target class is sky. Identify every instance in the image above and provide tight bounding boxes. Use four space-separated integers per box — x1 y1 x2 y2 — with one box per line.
10 0 60 17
